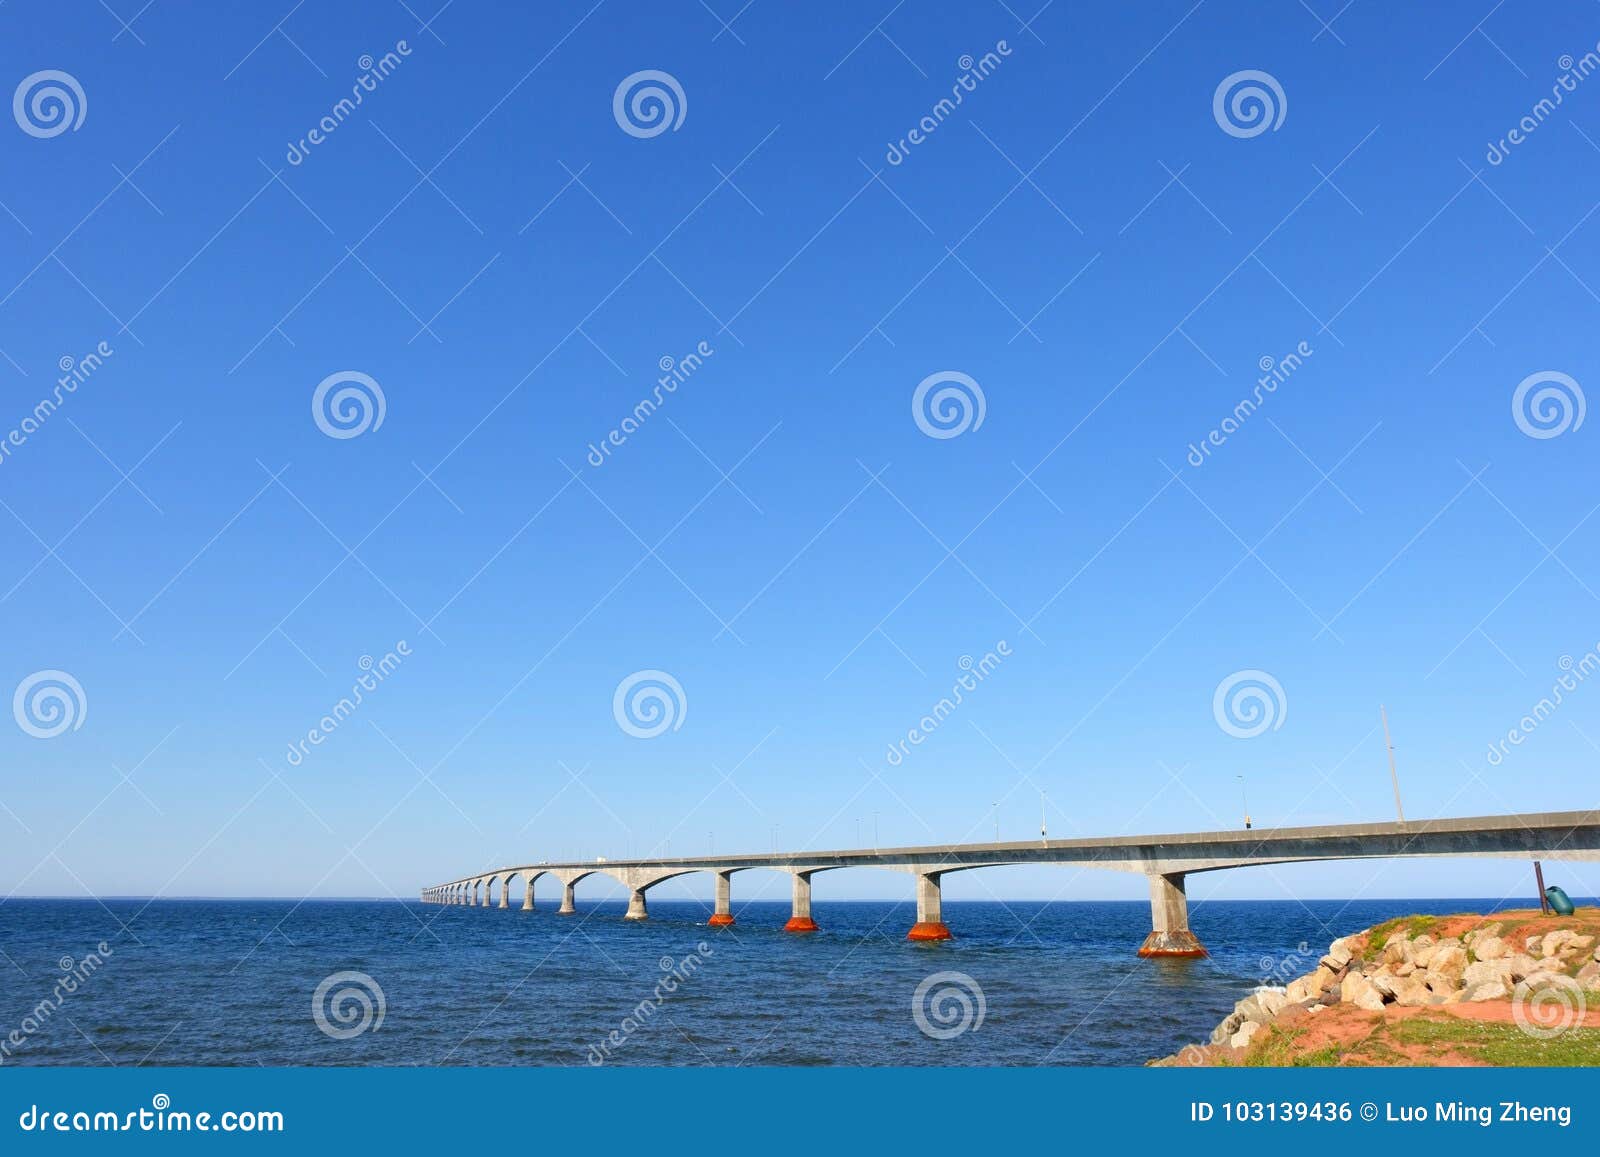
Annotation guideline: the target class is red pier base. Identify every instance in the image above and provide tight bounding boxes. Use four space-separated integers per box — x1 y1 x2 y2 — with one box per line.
1137 930 1208 958
707 913 736 927
906 921 953 942
783 917 819 933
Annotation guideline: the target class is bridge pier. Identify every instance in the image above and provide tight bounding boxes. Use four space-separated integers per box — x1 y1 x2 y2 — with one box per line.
708 870 735 927
1137 871 1207 958
521 877 535 911
784 871 818 932
558 880 577 915
908 872 952 941
498 878 508 908
624 887 649 921
478 881 489 907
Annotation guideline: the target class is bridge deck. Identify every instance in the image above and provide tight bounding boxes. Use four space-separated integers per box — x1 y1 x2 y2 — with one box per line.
422 809 1600 954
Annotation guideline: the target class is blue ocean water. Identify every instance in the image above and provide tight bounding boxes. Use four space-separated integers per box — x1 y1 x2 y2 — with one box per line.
0 897 1572 1067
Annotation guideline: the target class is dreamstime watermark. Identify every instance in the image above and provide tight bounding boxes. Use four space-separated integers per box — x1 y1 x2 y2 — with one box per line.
13 670 86 739
1511 370 1584 439
285 42 412 165
613 669 686 738
1186 342 1312 466
18 1095 284 1134
312 370 386 439
1512 976 1586 1040
311 970 385 1040
1486 47 1600 165
13 70 86 138
612 69 686 138
586 944 714 1064
912 971 985 1040
283 642 411 767
885 643 1011 767
0 943 112 1064
0 342 113 469
1212 669 1286 739
587 341 714 466
885 41 1013 165
1485 644 1600 766
1213 69 1286 138
912 370 986 439
1257 941 1313 987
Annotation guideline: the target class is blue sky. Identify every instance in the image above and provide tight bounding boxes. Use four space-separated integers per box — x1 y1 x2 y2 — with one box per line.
2 1 1598 907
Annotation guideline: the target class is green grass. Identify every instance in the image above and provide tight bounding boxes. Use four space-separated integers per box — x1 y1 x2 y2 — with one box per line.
1242 1025 1345 1068
1388 1014 1600 1066
1240 998 1600 1068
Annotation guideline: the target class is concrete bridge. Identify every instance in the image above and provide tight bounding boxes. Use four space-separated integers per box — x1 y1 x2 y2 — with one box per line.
421 810 1600 956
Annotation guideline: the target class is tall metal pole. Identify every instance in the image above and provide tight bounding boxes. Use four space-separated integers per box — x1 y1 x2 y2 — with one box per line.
1381 705 1405 825
1040 790 1047 844
1534 860 1552 915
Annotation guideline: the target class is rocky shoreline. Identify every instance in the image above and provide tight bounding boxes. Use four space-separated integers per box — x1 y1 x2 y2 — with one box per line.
1154 910 1600 1066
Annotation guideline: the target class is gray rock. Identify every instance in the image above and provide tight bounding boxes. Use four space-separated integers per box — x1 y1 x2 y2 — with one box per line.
1230 1020 1263 1049
1430 945 1468 983
1474 935 1508 960
1340 972 1386 1011
1462 959 1513 988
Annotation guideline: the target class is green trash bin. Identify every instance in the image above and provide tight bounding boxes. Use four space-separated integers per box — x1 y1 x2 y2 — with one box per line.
1545 885 1575 916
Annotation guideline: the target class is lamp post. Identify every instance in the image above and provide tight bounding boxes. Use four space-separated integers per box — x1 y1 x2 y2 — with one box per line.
1237 774 1251 830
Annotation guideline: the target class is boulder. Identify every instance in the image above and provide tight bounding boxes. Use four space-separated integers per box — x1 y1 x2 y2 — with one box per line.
1309 964 1338 992
1526 935 1544 954
1340 972 1387 1011
1392 976 1434 1007
1503 954 1542 982
1209 1014 1243 1046
1473 935 1508 960
1323 938 1355 969
1568 934 1594 951
1576 961 1599 985
1429 945 1468 983
1369 971 1400 997
1209 992 1276 1045
1463 980 1508 1002
1462 959 1513 989
1230 1020 1262 1049
1381 939 1409 965
1285 975 1320 1003
1542 931 1576 957
1255 990 1289 1019
1423 970 1460 999
1520 970 1565 990
1410 942 1437 968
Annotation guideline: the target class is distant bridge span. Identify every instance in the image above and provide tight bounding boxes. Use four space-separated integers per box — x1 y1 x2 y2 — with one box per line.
422 810 1600 955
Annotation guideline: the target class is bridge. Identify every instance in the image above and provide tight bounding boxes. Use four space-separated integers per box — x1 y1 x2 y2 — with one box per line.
421 810 1600 956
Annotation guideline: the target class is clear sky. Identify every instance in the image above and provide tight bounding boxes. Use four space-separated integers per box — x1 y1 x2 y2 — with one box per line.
2 2 1597 909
